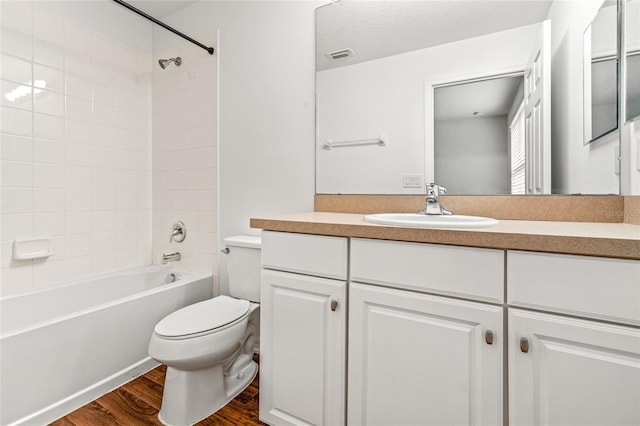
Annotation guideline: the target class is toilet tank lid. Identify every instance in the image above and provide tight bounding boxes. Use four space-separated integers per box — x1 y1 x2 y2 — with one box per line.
224 235 261 249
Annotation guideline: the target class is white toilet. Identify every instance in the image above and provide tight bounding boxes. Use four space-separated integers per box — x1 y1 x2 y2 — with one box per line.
148 235 262 426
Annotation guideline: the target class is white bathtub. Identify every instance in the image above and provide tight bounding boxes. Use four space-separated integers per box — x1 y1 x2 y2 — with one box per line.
0 265 213 426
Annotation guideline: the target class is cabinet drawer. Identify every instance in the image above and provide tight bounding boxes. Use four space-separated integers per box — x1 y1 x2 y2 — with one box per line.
507 251 640 325
262 231 348 280
351 238 504 303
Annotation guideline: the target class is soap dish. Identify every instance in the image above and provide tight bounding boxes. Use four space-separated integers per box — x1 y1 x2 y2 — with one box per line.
13 238 54 260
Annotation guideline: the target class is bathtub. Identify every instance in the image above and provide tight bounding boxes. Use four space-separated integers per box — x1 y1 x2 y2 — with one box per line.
0 265 213 426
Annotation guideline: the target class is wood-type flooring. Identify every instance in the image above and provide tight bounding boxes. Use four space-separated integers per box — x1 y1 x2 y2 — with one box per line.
51 357 264 426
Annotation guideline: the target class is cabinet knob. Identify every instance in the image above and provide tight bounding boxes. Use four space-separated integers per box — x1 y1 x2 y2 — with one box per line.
330 300 338 311
520 337 530 353
485 330 494 345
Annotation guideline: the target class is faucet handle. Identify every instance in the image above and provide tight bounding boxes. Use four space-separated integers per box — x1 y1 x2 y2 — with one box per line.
170 221 186 243
427 183 447 195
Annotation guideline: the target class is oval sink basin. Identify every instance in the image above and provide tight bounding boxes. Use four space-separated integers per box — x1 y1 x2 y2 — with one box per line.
364 213 499 229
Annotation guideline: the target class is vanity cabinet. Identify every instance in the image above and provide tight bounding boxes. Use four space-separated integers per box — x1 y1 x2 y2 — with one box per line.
349 238 505 426
259 232 347 426
507 251 640 426
348 283 503 426
259 232 640 426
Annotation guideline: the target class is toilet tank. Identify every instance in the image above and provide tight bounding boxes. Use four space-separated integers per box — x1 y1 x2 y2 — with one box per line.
224 235 262 302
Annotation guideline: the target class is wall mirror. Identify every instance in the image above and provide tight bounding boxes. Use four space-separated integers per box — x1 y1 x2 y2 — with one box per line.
625 0 640 122
583 0 619 144
316 0 621 195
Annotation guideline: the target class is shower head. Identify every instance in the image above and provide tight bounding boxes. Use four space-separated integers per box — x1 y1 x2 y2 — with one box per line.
158 57 182 69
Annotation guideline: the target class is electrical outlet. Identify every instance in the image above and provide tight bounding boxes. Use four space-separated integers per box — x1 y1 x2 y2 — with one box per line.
403 174 423 188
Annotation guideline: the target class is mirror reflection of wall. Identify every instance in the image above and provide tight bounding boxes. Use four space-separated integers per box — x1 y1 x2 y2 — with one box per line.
434 75 524 195
584 0 618 144
626 0 640 122
316 0 621 195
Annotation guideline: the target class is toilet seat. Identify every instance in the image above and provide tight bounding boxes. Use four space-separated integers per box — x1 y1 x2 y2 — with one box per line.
154 295 250 340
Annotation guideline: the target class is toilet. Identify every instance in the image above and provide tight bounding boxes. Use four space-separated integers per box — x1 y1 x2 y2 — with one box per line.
148 235 262 426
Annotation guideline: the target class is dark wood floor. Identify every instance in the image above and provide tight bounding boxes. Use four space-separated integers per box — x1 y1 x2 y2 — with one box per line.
51 357 265 425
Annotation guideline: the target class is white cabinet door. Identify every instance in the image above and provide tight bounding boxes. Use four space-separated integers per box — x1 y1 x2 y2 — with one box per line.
509 308 640 426
348 283 503 426
260 269 346 426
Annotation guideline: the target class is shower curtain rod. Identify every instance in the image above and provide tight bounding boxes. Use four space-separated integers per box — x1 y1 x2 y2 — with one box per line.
112 0 214 55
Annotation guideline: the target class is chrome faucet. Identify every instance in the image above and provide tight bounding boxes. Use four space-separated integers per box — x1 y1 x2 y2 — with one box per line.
418 183 453 215
161 252 181 264
170 221 186 243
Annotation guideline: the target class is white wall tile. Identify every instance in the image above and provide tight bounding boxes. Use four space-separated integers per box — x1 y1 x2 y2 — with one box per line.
33 138 65 164
1 160 33 187
65 233 91 258
65 23 92 55
92 210 115 232
1 79 33 111
34 90 65 117
92 167 116 189
66 119 92 144
33 163 65 188
33 212 65 236
1 134 33 161
33 113 64 140
33 7 64 45
33 64 64 94
91 252 115 274
65 165 92 188
65 73 92 100
92 189 115 210
65 189 92 211
1 53 32 85
65 96 92 122
64 255 91 281
33 38 64 69
65 212 92 235
65 142 92 167
1 265 33 297
1 187 32 214
91 231 115 254
1 28 32 60
33 259 65 289
115 190 137 210
1 4 153 295
0 1 32 35
93 82 116 106
1 213 33 241
1 107 33 136
65 50 91 76
93 102 117 126
92 33 116 64
33 188 65 212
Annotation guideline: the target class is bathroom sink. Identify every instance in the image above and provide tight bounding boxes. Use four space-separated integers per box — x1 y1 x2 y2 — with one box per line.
364 213 499 229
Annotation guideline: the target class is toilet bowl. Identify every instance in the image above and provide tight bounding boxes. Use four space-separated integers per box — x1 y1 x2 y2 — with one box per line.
148 235 262 426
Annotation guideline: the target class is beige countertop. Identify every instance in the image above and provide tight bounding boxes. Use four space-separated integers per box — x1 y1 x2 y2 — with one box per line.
250 212 640 260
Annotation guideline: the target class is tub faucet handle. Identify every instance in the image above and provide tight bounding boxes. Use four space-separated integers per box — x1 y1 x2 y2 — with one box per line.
170 221 186 243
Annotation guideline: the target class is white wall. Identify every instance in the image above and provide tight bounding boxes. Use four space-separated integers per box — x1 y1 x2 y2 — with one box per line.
548 0 620 194
316 23 539 194
1 1 153 296
435 116 510 195
155 1 317 293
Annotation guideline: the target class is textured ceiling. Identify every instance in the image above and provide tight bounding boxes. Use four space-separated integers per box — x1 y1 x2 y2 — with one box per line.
316 0 553 71
435 75 524 122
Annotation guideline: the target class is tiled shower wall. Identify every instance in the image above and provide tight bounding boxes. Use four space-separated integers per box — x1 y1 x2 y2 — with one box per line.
0 2 153 295
151 38 218 277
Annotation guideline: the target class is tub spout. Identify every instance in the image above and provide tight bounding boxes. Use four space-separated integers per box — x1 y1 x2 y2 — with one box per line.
161 252 181 264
